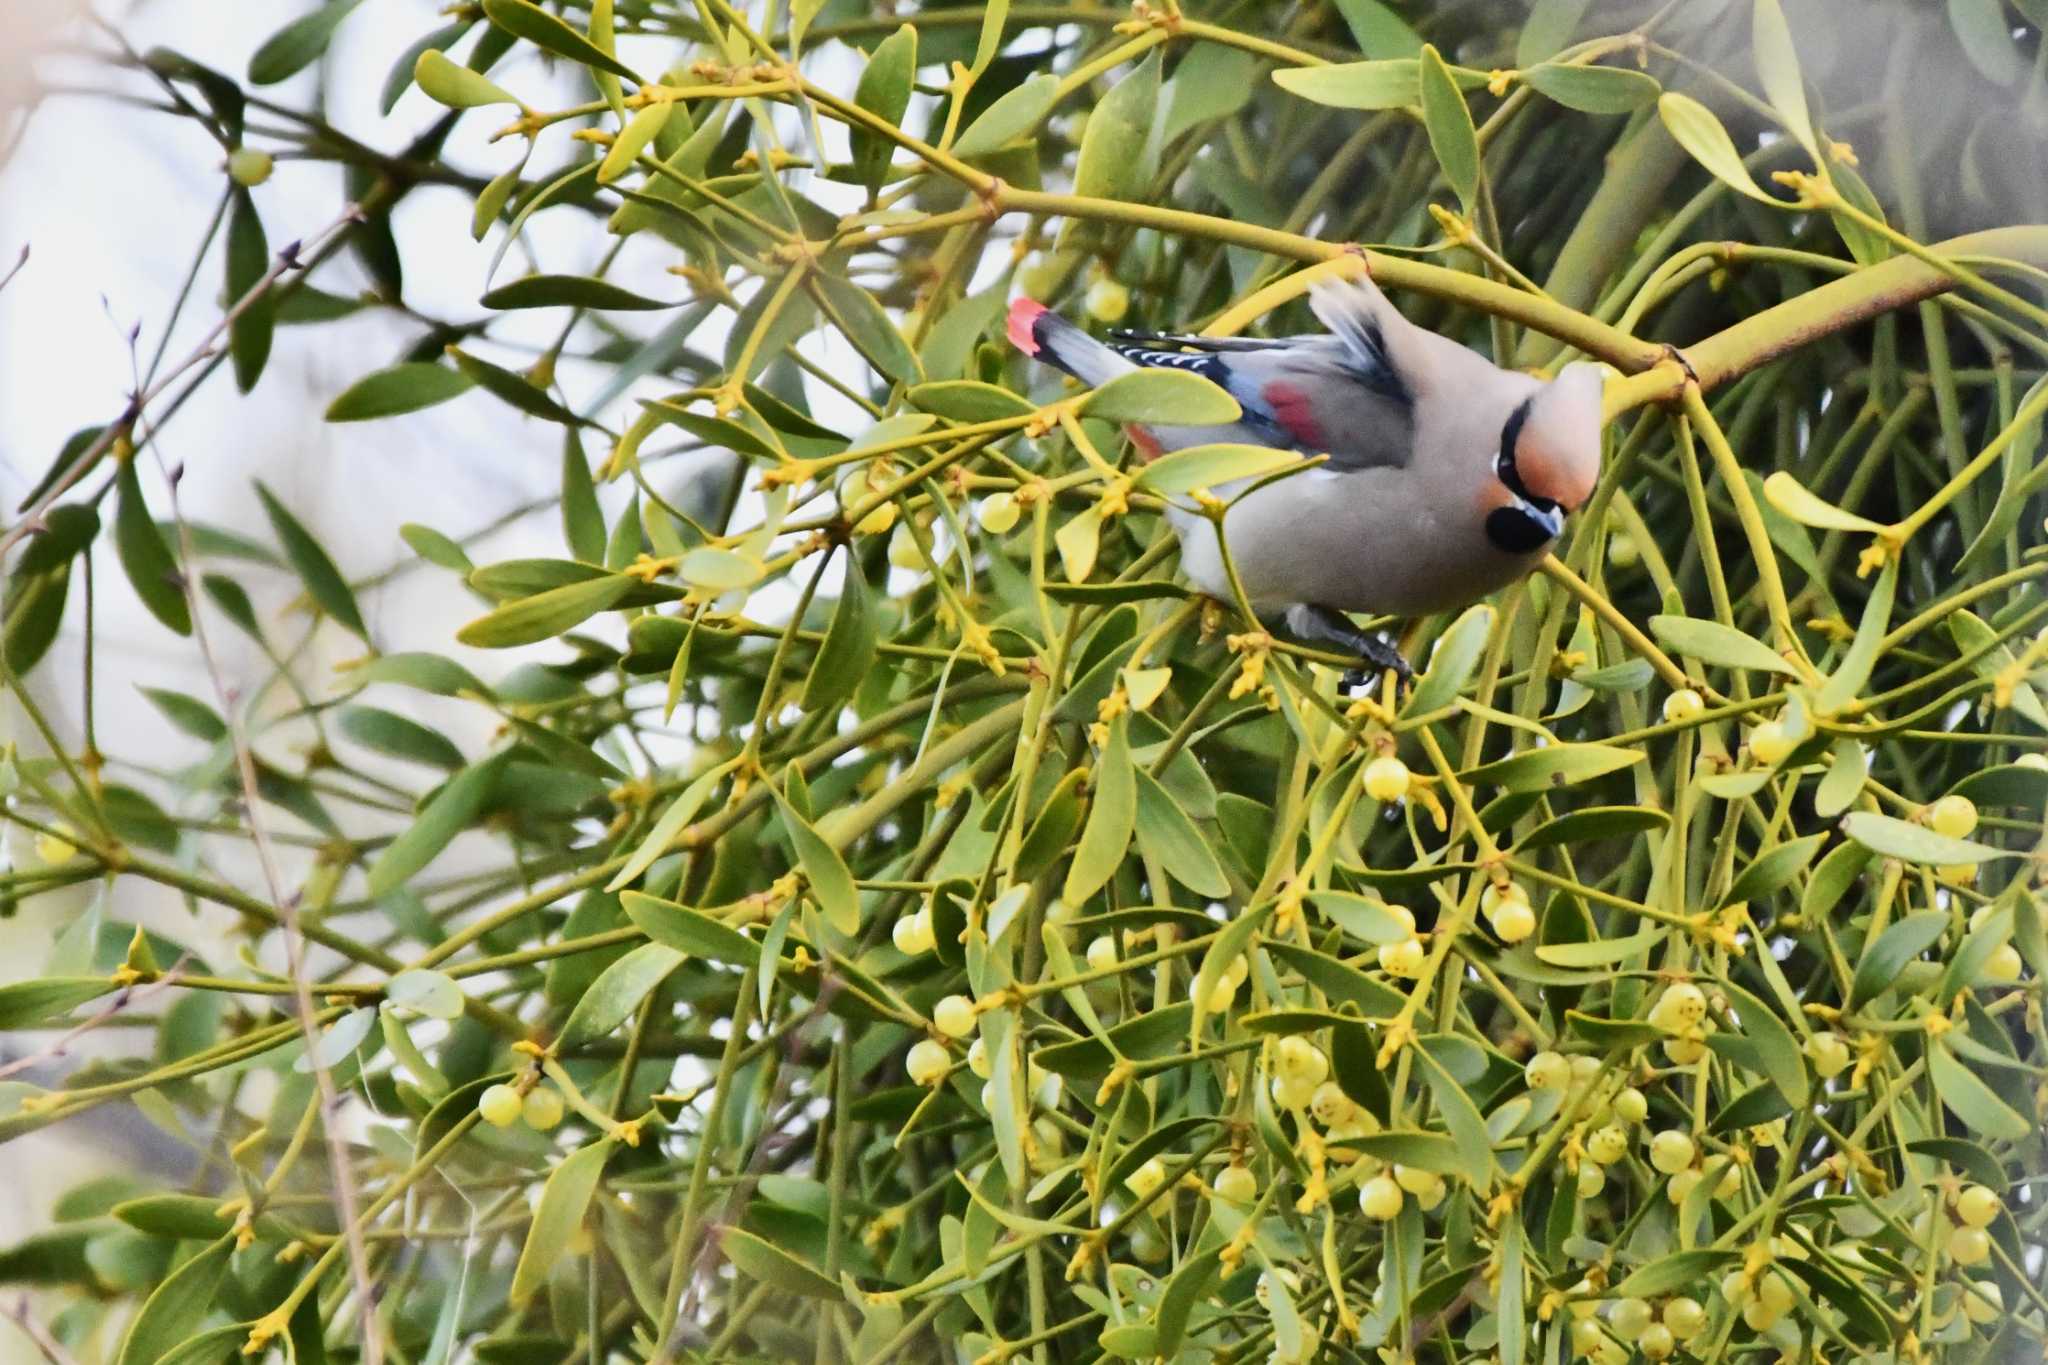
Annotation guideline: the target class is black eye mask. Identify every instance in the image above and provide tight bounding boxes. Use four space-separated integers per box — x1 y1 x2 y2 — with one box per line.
1489 396 1565 554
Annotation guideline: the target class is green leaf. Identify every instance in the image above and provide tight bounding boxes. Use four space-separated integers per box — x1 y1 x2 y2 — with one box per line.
481 0 641 81
1840 813 2002 866
482 274 670 311
1190 901 1276 1044
1657 92 1780 203
0 978 113 1030
814 272 921 383
456 574 633 648
1083 369 1241 425
1948 0 2025 84
678 547 764 591
385 969 463 1020
775 782 861 936
1333 0 1423 56
1517 0 1591 64
256 481 367 638
1521 62 1660 114
1418 44 1480 207
1648 613 1794 674
325 362 474 422
1849 910 1949 1007
907 380 1036 422
851 24 918 188
1534 927 1664 968
800 551 876 714
953 73 1060 158
1461 743 1643 792
1132 765 1230 898
115 1237 231 1365
1816 556 1895 714
1814 740 1867 818
1927 1043 2032 1141
1037 1002 1194 1079
559 943 683 1046
296 1006 376 1072
248 0 363 84
608 761 734 891
448 346 581 425
598 101 673 182
1723 832 1825 907
1405 604 1492 715
509 1137 615 1305
1273 60 1424 109
1750 0 1816 155
1412 1041 1495 1187
141 688 227 742
337 706 465 770
1153 1245 1223 1355
1132 443 1304 495
366 753 509 897
413 48 518 107
1515 805 1669 850
1612 1249 1735 1299
1720 978 1809 1108
722 1226 839 1297
225 188 274 392
1760 471 1882 532
1307 890 1412 944
1073 52 1161 201
113 457 190 635
560 432 606 563
1064 719 1136 905
622 891 764 968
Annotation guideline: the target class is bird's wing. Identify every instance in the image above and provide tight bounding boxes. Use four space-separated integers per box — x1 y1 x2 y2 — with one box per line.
1129 341 1415 471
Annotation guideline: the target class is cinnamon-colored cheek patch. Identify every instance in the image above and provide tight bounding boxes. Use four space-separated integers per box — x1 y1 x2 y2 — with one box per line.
1518 442 1596 509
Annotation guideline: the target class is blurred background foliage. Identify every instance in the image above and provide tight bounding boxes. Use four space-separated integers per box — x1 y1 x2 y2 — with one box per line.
0 0 2045 1361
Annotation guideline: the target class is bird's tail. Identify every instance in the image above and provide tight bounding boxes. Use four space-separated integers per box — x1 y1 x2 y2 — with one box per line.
1007 298 1136 387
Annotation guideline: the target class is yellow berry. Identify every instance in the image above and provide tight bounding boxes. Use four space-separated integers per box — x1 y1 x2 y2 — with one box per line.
1492 900 1536 944
1714 1162 1742 1198
33 822 77 866
1570 1317 1604 1356
893 909 935 955
478 1084 522 1128
1665 1168 1702 1205
1610 1298 1652 1342
1650 982 1707 1032
1206 976 1237 1012
1269 1072 1315 1111
1377 937 1425 978
1983 944 2022 983
1962 1280 2002 1325
1613 1088 1648 1124
1311 1081 1353 1127
2017 752 2048 771
1638 1323 1675 1361
1124 1157 1167 1198
967 1037 992 1079
1576 1163 1606 1198
1663 1297 1705 1341
1608 530 1640 567
887 521 925 570
1720 1270 1752 1306
1586 1125 1629 1165
1740 1299 1781 1332
1941 1227 1990 1268
227 147 273 186
522 1085 565 1131
1362 755 1411 802
1275 1036 1329 1085
933 994 976 1038
1084 278 1130 323
1929 794 1979 839
906 1038 950 1086
1956 1183 2001 1228
1756 1270 1795 1315
1358 1174 1403 1219
1524 1051 1570 1091
1749 720 1793 765
1085 935 1118 972
1214 1164 1257 1204
977 492 1020 534
1806 1032 1851 1078
1662 688 1705 724
1481 880 1528 917
1649 1129 1695 1175
1663 1034 1707 1065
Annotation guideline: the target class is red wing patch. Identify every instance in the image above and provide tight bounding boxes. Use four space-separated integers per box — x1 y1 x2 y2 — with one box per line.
1006 297 1048 355
1125 424 1165 461
1261 381 1325 448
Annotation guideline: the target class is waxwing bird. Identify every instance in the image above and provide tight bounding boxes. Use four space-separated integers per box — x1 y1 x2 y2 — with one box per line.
1006 272 1606 685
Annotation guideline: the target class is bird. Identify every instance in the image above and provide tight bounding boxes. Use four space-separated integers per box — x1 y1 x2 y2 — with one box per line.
1005 269 1606 687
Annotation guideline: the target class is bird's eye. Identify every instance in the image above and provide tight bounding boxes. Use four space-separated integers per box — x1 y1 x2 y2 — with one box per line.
1486 502 1561 554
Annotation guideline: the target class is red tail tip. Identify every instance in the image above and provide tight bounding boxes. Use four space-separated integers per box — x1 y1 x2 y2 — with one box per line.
1006 296 1047 355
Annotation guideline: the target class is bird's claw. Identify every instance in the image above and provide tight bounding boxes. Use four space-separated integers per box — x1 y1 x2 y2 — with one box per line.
1341 637 1412 697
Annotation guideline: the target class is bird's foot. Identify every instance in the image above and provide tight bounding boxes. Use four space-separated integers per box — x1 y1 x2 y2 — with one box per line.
1340 635 1412 697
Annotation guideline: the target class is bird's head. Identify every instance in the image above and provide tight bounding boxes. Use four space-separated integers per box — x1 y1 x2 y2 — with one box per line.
1484 363 1605 554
